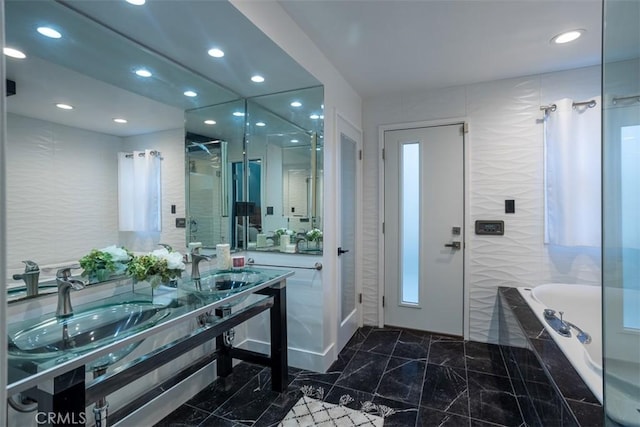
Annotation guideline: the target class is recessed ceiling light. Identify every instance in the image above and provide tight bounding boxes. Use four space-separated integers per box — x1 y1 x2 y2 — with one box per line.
3 47 26 59
113 118 128 124
256 122 266 127
204 120 217 125
37 27 62 39
290 139 299 143
233 111 245 117
55 103 74 110
551 29 584 44
251 75 265 83
126 0 146 5
290 101 302 108
310 114 320 120
184 90 198 97
208 48 225 58
135 68 152 78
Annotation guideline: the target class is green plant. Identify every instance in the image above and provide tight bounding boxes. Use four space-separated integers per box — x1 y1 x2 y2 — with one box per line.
79 245 132 282
306 228 323 242
275 228 294 236
126 248 185 288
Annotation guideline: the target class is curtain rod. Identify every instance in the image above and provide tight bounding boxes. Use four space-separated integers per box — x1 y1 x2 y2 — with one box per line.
572 99 597 109
612 94 640 105
124 150 161 159
539 99 597 113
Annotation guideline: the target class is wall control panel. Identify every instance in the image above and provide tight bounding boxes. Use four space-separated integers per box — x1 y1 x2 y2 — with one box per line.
475 220 504 235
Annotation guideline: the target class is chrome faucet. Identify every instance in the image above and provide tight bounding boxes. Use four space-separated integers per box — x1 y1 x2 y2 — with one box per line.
543 309 591 344
56 268 85 318
557 311 571 336
294 235 307 253
563 320 592 344
12 260 40 297
158 243 173 251
191 248 213 281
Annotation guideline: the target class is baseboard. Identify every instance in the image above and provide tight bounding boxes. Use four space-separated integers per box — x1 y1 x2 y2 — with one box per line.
238 338 335 373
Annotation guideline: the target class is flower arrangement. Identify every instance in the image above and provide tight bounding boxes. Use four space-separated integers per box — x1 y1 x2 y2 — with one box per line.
273 228 294 247
126 247 185 288
306 228 323 242
79 245 132 283
274 228 294 237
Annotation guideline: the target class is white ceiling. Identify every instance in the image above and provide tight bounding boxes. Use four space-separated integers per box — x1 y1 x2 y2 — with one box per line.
5 1 606 138
4 0 321 138
278 0 603 98
61 0 320 98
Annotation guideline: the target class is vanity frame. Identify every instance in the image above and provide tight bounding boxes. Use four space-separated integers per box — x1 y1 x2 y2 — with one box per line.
7 271 292 426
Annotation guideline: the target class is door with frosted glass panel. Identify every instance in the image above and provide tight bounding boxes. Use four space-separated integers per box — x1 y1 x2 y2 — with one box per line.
337 116 361 350
384 124 464 336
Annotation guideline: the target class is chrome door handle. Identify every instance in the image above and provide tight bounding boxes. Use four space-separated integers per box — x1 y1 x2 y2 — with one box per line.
444 241 461 250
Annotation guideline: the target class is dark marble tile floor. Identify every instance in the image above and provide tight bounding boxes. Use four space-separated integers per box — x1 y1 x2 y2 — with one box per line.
155 327 527 426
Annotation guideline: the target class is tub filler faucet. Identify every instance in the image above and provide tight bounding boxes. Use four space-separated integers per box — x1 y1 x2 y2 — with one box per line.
56 267 86 318
543 309 592 344
563 320 592 344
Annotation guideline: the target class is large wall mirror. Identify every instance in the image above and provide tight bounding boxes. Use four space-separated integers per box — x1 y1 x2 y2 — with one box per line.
184 86 325 254
244 87 324 254
5 0 323 302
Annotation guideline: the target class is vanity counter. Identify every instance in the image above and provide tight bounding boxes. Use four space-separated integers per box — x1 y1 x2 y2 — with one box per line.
6 267 293 398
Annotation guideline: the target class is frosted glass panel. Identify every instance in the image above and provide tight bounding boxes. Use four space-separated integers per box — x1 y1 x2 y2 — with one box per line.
401 143 420 304
340 132 357 321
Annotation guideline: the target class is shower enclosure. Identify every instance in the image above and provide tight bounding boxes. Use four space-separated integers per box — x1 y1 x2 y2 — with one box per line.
602 1 640 425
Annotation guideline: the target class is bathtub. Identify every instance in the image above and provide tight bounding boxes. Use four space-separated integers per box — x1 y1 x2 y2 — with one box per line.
517 284 603 403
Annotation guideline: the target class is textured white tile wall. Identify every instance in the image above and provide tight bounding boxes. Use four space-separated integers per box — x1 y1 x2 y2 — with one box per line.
6 114 121 278
363 65 602 342
6 117 187 280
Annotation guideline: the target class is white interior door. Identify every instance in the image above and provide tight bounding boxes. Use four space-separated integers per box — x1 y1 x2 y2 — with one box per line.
337 115 361 351
384 124 464 336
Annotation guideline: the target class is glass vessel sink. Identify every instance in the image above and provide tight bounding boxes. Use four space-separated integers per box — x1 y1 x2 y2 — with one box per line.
185 269 267 301
8 301 171 363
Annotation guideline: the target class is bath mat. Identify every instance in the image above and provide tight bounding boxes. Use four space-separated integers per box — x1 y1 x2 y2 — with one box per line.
278 395 384 427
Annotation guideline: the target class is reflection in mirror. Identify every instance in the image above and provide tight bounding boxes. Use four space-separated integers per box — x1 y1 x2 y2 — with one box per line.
4 0 240 300
184 87 324 254
185 99 246 248
244 86 324 254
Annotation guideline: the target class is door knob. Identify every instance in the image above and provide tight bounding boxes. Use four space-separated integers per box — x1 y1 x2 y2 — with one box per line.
444 241 461 250
337 247 350 256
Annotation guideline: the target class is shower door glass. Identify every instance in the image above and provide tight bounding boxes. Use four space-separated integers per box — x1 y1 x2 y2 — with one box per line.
603 0 640 425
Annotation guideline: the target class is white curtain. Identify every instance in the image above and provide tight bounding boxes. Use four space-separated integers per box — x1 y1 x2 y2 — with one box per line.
545 97 601 247
118 149 162 232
